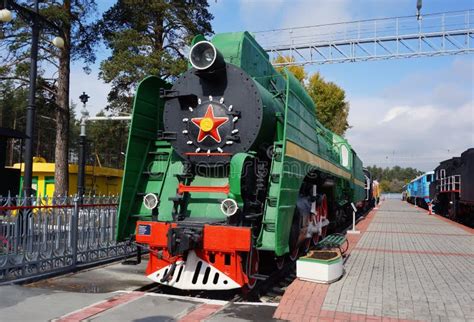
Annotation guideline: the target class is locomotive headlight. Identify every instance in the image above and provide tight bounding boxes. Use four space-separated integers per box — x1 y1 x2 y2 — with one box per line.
189 41 225 71
143 193 159 210
221 198 238 217
203 49 214 62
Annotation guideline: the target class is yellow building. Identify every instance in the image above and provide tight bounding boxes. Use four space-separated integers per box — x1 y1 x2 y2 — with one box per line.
12 159 123 197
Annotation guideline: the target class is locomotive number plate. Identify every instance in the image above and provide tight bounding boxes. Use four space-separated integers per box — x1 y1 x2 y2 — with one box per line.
138 224 151 236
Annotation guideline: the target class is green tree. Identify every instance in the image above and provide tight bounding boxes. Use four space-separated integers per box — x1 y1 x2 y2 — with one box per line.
0 81 28 165
273 56 306 82
273 56 350 136
69 102 80 159
0 79 59 164
379 179 390 192
1 0 98 195
86 111 128 169
367 165 423 192
98 0 214 113
306 73 350 136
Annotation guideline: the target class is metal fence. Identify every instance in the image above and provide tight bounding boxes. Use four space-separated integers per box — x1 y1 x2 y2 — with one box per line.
0 195 135 283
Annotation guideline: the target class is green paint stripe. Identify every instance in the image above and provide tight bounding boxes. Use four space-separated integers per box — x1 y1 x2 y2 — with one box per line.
286 141 366 188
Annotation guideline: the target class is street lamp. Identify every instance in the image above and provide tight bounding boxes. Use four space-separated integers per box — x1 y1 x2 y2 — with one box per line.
416 0 422 21
1 0 65 198
0 7 12 22
0 2 64 47
77 92 90 202
52 36 65 49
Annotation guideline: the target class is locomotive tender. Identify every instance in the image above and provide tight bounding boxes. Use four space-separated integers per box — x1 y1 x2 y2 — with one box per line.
117 32 369 290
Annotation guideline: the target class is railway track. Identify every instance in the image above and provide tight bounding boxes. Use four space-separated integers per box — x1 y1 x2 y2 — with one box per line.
232 261 296 303
133 259 296 303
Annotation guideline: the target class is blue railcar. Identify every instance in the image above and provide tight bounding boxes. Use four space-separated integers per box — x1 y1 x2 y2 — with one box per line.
405 171 434 208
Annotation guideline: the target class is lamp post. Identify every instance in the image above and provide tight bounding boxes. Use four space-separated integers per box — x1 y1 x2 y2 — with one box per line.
78 92 89 202
416 0 422 21
1 0 65 198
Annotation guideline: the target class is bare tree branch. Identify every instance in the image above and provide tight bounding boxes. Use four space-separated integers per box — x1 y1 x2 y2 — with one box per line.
163 44 185 59
0 76 57 96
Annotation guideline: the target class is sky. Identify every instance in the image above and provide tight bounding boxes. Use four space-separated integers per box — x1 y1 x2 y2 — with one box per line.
70 0 474 172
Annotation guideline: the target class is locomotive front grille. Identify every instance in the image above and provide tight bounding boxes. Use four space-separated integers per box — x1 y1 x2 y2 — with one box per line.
147 251 240 290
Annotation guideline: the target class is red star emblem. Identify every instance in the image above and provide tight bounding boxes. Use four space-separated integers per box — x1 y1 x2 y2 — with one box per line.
191 105 229 143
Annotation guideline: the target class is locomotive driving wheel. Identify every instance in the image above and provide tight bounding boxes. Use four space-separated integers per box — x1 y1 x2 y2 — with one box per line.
275 256 285 270
244 247 259 290
289 210 302 261
312 194 328 246
303 237 311 253
289 245 300 261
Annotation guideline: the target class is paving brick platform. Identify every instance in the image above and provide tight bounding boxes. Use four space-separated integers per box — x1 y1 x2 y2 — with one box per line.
274 199 474 321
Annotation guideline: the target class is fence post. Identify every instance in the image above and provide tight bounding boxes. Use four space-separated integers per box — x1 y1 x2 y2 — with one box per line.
71 195 80 268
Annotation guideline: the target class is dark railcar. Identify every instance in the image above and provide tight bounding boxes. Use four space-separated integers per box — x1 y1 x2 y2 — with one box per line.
430 148 474 226
363 168 377 209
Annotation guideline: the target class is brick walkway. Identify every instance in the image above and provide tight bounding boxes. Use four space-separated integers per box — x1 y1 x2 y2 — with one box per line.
274 199 474 321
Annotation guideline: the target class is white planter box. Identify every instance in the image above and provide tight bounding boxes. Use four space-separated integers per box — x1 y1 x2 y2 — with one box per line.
296 250 343 284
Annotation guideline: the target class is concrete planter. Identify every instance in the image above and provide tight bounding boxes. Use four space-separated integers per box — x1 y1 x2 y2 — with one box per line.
296 250 343 283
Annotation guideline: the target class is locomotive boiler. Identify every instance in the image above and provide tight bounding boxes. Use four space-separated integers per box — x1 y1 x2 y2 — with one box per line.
117 32 368 290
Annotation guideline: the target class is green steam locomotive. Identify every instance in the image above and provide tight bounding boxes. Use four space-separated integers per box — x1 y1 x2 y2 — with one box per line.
117 31 368 290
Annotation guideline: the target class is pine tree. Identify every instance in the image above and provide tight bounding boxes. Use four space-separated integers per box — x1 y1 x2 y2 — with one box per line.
98 0 214 113
273 56 350 136
1 0 98 195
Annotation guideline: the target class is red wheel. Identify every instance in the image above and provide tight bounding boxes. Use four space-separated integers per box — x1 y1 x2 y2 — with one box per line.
303 238 311 253
289 245 299 261
245 248 259 289
289 210 302 261
312 226 321 246
320 194 328 239
312 194 328 246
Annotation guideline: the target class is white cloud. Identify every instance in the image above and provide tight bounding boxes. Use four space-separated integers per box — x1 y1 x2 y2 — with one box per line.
280 0 351 29
241 0 353 52
380 106 410 123
381 58 473 109
343 56 474 172
346 99 473 172
237 0 285 31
